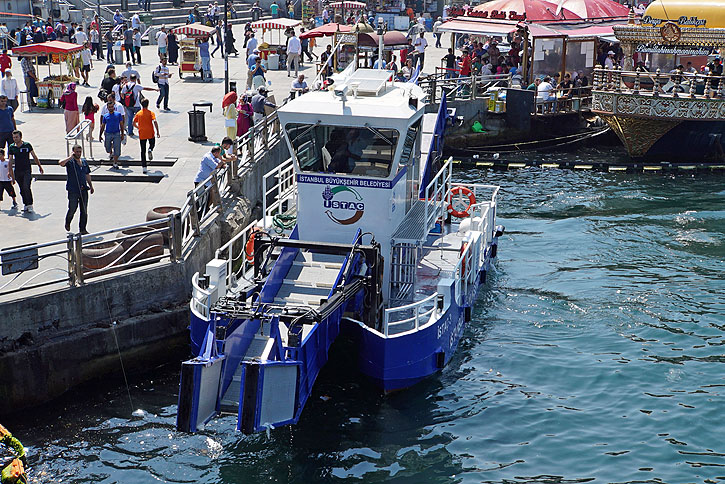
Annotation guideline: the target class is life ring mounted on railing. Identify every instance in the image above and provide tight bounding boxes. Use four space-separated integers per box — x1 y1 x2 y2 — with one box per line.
245 228 262 262
447 186 476 218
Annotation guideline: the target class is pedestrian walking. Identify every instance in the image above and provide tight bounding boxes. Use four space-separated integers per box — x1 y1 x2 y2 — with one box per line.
89 24 100 60
199 36 211 80
8 130 43 213
144 0 151 12
59 145 93 234
0 148 18 210
248 55 266 90
154 56 172 110
0 94 15 150
413 31 427 69
211 22 223 57
123 23 134 63
133 28 142 64
225 24 238 56
168 31 179 64
222 91 237 139
79 42 92 86
120 73 157 136
99 101 125 169
20 55 37 106
156 26 168 58
246 32 257 58
299 30 314 64
133 98 159 173
0 49 11 77
104 28 114 62
287 31 301 77
59 82 80 133
433 17 442 48
82 96 99 141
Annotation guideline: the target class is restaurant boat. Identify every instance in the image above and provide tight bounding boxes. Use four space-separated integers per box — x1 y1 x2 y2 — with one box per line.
175 69 504 434
592 0 725 162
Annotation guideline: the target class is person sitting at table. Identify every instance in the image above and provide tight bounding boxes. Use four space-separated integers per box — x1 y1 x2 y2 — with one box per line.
289 74 308 100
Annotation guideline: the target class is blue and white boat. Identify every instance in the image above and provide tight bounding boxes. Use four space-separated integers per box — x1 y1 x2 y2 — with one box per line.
176 69 504 434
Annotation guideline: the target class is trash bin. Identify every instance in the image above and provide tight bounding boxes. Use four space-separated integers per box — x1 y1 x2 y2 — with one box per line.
188 102 213 142
268 53 279 70
113 42 124 64
229 81 237 92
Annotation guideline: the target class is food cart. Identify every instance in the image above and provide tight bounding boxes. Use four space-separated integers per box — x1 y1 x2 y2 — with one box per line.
170 23 217 78
249 18 302 69
12 41 82 108
329 1 368 23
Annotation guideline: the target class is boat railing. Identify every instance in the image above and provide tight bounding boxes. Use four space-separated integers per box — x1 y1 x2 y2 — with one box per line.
451 182 498 255
262 157 297 231
453 231 483 308
190 272 213 320
423 157 453 235
213 219 258 291
383 292 439 337
592 65 725 100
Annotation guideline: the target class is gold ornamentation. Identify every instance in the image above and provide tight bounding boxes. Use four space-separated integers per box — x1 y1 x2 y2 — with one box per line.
601 115 680 156
660 22 681 43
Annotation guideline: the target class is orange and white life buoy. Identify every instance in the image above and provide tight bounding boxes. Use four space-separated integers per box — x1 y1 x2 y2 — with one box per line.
447 186 476 218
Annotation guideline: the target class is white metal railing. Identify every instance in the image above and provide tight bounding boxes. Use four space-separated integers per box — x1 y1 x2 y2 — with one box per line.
383 292 438 337
214 219 258 292
262 157 297 231
65 119 93 159
423 157 453 235
190 272 213 320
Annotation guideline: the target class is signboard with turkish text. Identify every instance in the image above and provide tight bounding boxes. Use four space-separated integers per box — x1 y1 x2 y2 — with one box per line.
448 6 526 21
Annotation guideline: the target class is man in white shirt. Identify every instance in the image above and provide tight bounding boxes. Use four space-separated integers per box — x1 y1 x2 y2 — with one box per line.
287 32 301 77
1 71 18 111
246 32 258 58
79 43 93 86
120 73 158 135
537 76 554 101
72 26 87 45
100 92 126 122
156 26 168 57
604 50 616 69
89 26 100 60
413 31 428 70
154 57 172 111
433 17 442 48
131 12 141 31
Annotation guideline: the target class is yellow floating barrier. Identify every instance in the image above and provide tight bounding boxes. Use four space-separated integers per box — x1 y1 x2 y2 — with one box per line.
679 165 696 170
643 166 662 171
476 162 494 167
608 166 627 171
541 163 559 168
574 165 593 170
508 163 526 169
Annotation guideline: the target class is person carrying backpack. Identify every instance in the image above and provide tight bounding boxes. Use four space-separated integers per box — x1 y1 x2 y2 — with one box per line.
120 73 158 136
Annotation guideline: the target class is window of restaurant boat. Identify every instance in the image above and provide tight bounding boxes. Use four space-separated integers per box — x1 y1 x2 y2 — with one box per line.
532 37 564 79
565 40 595 81
286 123 399 178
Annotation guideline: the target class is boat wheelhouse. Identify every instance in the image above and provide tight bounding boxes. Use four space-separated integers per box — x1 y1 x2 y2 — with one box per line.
176 69 504 434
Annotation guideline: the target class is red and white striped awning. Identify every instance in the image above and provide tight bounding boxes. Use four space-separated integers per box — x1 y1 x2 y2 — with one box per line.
328 1 367 9
170 23 217 36
250 18 302 29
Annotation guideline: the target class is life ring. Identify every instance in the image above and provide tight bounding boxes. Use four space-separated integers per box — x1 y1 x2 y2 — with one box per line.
447 186 476 218
459 242 468 276
245 229 262 262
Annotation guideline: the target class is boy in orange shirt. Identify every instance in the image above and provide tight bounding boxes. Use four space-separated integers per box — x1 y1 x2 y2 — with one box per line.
132 98 160 174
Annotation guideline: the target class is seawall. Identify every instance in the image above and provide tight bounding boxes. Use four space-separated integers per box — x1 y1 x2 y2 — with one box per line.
0 140 290 415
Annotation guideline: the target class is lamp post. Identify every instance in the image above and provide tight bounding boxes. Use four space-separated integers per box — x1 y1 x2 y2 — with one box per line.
224 0 229 92
377 17 384 69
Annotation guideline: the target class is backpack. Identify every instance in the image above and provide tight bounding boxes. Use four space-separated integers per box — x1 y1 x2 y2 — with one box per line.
152 66 159 84
122 84 136 107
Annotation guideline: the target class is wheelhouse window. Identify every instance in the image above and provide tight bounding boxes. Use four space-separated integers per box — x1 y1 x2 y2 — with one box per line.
286 123 399 178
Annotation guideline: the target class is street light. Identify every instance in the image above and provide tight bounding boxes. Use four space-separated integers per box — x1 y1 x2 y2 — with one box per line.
224 0 229 92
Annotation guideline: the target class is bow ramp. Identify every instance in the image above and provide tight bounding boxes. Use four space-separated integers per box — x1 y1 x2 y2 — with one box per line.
177 230 383 434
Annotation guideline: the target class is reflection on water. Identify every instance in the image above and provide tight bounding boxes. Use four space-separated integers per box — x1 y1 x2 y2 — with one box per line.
9 148 725 483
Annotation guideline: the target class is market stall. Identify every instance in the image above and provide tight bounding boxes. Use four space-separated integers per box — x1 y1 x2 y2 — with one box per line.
249 18 302 69
12 41 82 106
300 22 352 39
170 23 217 78
329 1 367 23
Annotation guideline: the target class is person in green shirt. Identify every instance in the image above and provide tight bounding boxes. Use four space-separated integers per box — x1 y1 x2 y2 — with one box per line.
527 77 541 91
270 1 279 18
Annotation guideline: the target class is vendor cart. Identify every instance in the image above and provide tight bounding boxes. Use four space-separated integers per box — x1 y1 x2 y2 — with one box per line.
12 41 81 108
249 18 302 69
170 23 217 78
329 1 368 23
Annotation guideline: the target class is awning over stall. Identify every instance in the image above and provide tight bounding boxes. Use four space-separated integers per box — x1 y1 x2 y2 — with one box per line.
250 18 302 29
12 40 83 56
471 0 582 22
328 1 367 9
300 22 351 38
170 23 217 36
357 31 408 49
437 19 519 36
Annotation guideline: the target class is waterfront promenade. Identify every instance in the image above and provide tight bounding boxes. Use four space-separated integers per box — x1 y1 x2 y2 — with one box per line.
0 31 448 253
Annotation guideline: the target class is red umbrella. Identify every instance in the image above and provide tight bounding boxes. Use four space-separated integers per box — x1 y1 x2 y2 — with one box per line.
222 91 237 109
300 23 352 39
554 0 630 19
472 0 582 22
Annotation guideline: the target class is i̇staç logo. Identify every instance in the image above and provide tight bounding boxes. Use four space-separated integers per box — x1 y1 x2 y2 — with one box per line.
322 185 364 225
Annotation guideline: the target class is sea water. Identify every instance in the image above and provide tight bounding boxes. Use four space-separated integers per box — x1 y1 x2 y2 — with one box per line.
9 147 725 483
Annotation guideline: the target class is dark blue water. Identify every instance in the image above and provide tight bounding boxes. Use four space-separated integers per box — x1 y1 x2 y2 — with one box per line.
10 148 725 483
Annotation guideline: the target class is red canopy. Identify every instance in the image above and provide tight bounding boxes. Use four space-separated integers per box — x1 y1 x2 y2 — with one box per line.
555 0 630 19
170 23 217 37
472 0 582 22
357 31 409 49
328 1 367 9
300 22 351 38
12 41 84 56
